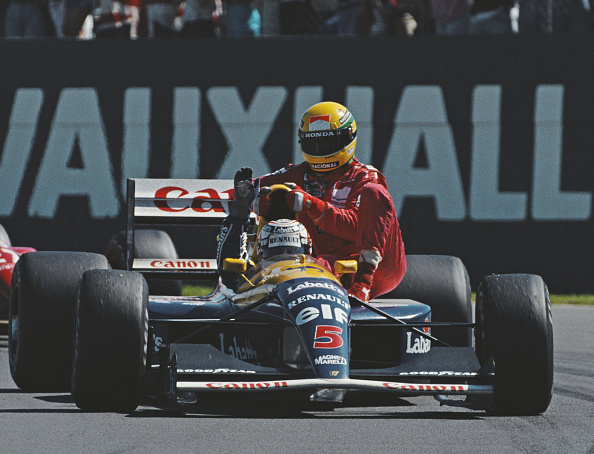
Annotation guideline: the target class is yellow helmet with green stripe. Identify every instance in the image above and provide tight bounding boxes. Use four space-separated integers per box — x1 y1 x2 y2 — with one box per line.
298 101 357 173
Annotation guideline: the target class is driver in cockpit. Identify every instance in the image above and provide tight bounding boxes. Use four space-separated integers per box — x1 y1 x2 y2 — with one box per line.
216 168 312 292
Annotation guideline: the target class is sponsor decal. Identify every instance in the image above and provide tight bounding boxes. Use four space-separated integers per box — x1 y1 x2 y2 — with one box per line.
295 304 348 326
308 114 331 131
268 235 301 247
310 161 339 170
205 381 288 389
286 281 344 295
313 325 343 348
330 186 351 208
338 109 351 125
397 371 479 377
177 368 257 374
219 333 259 361
287 292 349 310
153 334 164 353
383 383 468 392
314 354 347 365
268 225 301 234
154 187 234 214
217 224 229 246
303 131 337 138
149 260 211 268
406 332 431 354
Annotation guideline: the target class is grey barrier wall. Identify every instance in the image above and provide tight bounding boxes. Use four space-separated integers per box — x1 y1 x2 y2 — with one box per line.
0 35 593 292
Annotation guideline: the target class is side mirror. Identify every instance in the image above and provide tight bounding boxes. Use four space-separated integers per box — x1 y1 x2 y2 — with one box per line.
334 260 357 275
223 258 248 273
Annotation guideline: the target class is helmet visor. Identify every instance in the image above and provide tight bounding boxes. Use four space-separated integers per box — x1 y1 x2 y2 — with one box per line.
261 245 305 260
300 128 356 157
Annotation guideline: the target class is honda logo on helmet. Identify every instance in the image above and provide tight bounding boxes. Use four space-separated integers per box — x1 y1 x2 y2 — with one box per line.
303 131 336 138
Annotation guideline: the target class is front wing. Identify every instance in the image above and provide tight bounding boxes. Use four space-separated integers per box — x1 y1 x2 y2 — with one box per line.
178 378 492 396
156 342 495 409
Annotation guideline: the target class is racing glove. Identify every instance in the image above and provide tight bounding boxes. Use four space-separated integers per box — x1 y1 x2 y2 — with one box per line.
284 183 326 221
348 261 376 306
253 186 272 218
230 167 258 219
253 184 310 221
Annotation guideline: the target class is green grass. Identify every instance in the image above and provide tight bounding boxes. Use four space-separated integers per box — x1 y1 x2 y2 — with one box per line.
183 284 216 296
185 284 594 306
472 292 594 306
548 294 594 306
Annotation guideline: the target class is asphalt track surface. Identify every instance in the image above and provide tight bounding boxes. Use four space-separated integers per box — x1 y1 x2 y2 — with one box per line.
0 305 592 454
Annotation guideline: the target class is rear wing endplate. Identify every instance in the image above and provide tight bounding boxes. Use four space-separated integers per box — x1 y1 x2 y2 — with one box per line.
125 178 254 275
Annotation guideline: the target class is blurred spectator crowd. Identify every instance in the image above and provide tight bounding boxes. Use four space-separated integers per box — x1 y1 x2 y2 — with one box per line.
0 0 592 39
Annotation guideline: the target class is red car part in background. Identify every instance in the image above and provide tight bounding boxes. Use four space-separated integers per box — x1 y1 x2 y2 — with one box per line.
0 225 35 320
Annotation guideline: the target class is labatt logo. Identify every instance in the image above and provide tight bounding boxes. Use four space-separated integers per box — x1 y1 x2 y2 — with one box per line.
219 334 259 361
406 332 431 354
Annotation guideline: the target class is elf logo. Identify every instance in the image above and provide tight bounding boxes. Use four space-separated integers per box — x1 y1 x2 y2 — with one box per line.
295 304 348 326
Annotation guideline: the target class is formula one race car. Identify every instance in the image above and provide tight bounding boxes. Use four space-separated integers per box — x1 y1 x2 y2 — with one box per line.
0 224 35 320
8 179 553 415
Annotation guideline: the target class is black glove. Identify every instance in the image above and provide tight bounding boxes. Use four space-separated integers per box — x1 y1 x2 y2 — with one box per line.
230 167 257 219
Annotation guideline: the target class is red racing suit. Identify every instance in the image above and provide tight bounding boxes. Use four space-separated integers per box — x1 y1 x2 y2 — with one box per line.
259 159 406 299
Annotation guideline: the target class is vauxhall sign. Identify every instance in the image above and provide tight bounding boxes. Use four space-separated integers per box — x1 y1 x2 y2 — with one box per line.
0 84 589 222
0 36 592 292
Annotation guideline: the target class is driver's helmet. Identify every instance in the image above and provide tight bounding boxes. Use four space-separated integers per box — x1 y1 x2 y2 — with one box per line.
257 219 312 260
298 101 357 173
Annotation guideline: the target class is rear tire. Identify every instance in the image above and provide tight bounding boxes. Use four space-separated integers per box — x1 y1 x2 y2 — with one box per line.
384 255 473 347
72 269 149 413
105 229 182 296
475 274 553 415
8 251 109 391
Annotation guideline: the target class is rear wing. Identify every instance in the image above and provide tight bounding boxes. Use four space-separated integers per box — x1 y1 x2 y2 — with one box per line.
125 178 254 278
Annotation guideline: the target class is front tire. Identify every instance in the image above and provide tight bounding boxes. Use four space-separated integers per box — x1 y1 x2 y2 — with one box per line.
72 269 149 413
9 252 109 391
475 274 553 415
